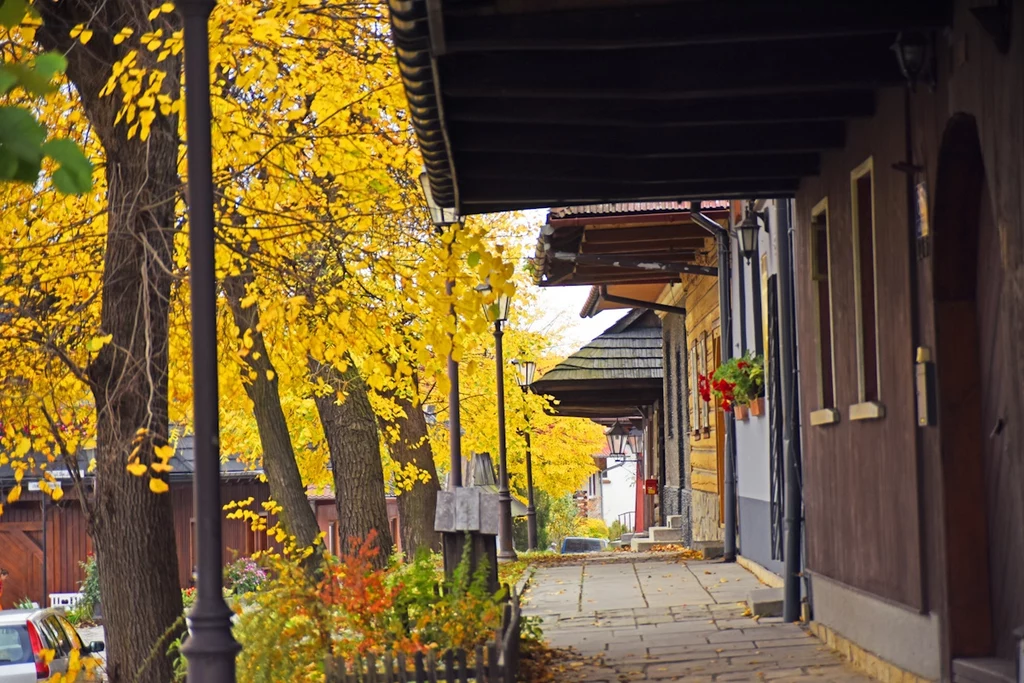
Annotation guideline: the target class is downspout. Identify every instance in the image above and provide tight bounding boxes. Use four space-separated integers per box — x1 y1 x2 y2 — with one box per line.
690 206 737 562
776 199 804 623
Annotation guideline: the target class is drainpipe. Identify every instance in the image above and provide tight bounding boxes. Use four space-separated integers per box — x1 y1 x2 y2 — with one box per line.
690 206 737 562
776 200 804 623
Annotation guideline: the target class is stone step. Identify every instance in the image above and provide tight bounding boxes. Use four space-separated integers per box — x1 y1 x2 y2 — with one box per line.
619 533 635 545
666 515 684 529
693 540 724 559
648 525 683 542
952 658 1015 683
747 587 784 617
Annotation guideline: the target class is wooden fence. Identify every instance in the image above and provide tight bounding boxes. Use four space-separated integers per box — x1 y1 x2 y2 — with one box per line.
327 590 522 683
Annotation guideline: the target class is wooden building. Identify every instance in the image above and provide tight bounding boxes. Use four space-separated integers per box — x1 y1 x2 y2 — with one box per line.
531 308 662 533
388 1 1024 679
1 438 400 608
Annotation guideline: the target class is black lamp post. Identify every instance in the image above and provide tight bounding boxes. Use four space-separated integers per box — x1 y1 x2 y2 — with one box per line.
419 171 463 487
484 289 516 561
512 359 538 551
178 0 242 680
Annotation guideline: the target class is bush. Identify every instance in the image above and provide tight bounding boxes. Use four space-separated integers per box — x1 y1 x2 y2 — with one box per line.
579 518 609 539
233 532 505 682
74 553 101 619
609 520 627 541
224 557 267 595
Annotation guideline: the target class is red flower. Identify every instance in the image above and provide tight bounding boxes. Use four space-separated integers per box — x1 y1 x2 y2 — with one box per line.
721 400 732 412
737 361 748 370
697 374 712 403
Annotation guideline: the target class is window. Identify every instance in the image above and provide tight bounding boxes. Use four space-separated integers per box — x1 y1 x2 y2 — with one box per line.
850 158 884 420
327 522 336 554
809 198 839 426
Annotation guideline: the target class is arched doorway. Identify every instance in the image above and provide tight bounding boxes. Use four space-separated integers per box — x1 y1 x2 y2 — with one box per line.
933 114 1024 662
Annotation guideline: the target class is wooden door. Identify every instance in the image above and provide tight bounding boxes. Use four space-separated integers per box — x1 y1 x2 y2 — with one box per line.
975 175 1024 659
0 523 44 608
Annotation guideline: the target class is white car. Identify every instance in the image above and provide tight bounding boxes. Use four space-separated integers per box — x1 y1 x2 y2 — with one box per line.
0 608 104 682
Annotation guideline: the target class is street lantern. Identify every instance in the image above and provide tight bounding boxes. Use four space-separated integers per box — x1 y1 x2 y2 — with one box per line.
734 207 760 261
627 427 644 455
419 171 460 227
512 359 536 389
891 31 934 90
605 422 630 456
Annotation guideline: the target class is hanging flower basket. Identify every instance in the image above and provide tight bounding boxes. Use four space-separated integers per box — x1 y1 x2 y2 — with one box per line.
699 352 765 414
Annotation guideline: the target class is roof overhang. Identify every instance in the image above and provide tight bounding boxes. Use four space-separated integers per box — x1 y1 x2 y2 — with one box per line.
389 0 951 215
536 203 729 286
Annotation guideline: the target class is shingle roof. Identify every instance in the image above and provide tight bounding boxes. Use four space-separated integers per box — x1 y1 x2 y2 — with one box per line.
534 310 662 384
549 200 729 220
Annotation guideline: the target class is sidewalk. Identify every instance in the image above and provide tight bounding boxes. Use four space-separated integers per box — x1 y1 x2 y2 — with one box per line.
522 555 872 682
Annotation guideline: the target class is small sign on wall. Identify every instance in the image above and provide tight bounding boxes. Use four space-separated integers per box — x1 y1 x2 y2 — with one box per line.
644 479 659 495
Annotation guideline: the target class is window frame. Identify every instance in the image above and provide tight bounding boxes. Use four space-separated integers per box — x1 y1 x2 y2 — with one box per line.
809 197 840 427
849 157 885 420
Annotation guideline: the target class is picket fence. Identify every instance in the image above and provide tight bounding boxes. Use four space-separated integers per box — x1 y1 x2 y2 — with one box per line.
325 590 522 683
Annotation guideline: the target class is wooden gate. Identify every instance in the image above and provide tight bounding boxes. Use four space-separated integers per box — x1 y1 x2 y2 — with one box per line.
0 522 43 609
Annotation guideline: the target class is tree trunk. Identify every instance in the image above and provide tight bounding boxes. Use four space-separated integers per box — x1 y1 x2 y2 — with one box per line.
309 356 393 567
381 388 440 557
224 272 324 570
35 4 184 680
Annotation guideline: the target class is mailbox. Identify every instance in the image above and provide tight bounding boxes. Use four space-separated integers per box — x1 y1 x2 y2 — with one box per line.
644 478 659 495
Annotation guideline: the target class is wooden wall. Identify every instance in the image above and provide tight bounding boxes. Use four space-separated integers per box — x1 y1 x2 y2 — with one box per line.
0 491 93 608
794 86 923 610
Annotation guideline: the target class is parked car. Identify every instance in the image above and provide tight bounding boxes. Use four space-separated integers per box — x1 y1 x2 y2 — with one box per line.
0 608 104 682
560 537 609 554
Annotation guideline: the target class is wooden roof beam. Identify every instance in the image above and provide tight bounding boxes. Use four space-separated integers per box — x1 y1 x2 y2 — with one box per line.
442 1 950 52
458 151 821 183
460 177 800 205
444 91 876 127
451 121 844 157
439 35 905 99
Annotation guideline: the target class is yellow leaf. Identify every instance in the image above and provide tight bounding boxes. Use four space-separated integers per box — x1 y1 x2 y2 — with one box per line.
265 370 275 381
148 7 161 19
14 468 23 483
154 443 174 461
113 27 134 45
69 24 93 44
50 486 64 502
6 485 21 503
14 437 31 457
126 462 147 477
149 478 169 494
87 334 113 352
160 2 174 11
150 462 173 474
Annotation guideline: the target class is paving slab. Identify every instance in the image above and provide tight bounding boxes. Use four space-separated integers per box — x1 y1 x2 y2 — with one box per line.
523 555 872 681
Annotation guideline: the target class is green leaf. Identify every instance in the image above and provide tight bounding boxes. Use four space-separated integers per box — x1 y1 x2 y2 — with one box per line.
0 66 16 95
467 251 480 268
32 52 68 82
0 0 27 29
42 138 93 194
2 63 55 97
368 178 388 193
0 106 46 171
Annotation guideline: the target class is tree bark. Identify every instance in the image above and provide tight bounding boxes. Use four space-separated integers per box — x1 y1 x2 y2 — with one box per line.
309 356 393 568
34 4 184 680
224 272 324 571
381 387 440 557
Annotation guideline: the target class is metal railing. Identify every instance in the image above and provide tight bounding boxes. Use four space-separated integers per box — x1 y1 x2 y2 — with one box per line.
618 511 635 533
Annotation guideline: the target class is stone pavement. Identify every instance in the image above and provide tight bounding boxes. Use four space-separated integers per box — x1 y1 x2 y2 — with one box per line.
522 555 872 682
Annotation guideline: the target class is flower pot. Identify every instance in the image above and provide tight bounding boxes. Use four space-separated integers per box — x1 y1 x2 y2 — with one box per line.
749 397 766 417
733 405 749 421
